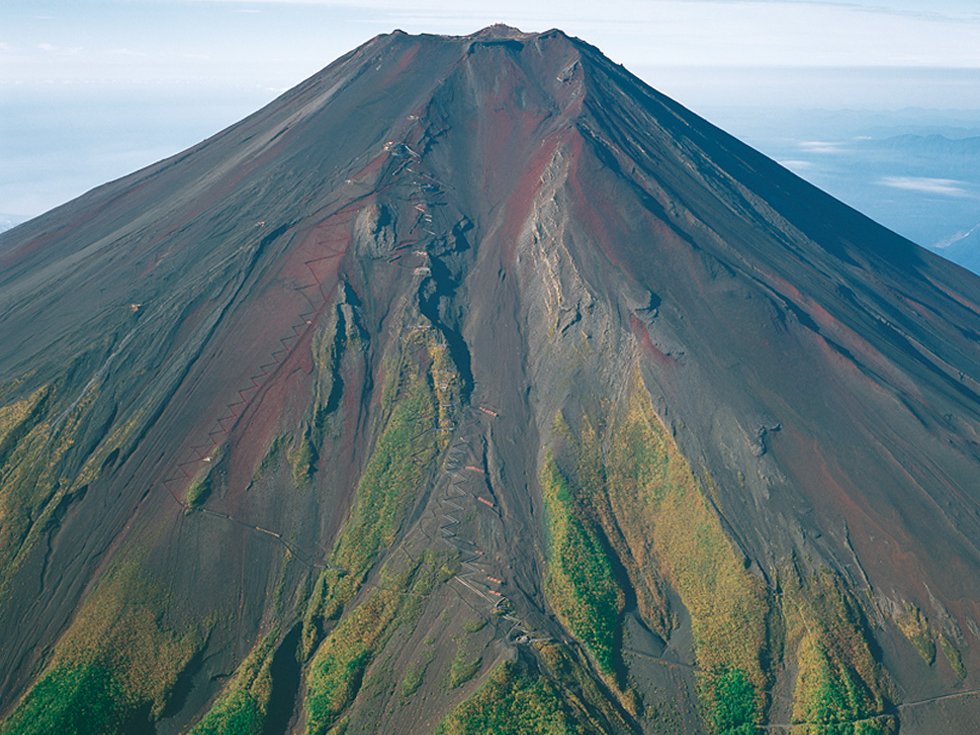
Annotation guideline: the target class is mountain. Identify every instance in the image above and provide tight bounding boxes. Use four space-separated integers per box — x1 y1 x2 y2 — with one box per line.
0 25 978 735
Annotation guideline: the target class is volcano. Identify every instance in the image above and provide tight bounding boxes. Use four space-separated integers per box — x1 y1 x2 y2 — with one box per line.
0 25 978 735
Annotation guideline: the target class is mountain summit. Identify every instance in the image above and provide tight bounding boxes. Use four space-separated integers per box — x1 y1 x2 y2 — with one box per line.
0 26 977 735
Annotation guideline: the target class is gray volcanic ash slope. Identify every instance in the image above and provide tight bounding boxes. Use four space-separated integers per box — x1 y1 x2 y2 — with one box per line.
0 25 977 735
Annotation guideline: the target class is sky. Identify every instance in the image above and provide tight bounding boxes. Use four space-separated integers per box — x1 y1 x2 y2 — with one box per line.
5 1 980 85
2 1 980 217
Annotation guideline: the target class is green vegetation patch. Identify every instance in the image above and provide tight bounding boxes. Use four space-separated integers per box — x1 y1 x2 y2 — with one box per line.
302 336 447 654
0 385 48 462
939 635 966 680
1 362 155 593
189 631 279 735
427 339 461 446
251 432 289 487
186 470 213 508
400 647 435 698
605 388 769 682
892 602 935 665
793 637 892 735
2 556 204 734
461 617 487 634
707 666 757 735
533 642 636 732
333 376 434 570
540 458 624 676
548 371 770 731
185 446 226 509
448 648 482 689
288 433 318 486
305 558 439 735
787 573 894 735
0 662 129 735
437 663 584 735
190 689 264 735
0 387 91 585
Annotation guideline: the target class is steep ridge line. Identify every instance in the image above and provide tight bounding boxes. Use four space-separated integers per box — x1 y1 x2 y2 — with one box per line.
384 121 553 641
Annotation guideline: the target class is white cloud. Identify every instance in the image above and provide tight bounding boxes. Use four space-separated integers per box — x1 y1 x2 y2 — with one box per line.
799 140 845 154
879 176 972 197
34 42 83 56
107 47 149 57
778 159 815 171
5 0 980 94
184 1 980 68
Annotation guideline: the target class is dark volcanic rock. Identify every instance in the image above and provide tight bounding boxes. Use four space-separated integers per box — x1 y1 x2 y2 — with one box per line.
0 26 977 735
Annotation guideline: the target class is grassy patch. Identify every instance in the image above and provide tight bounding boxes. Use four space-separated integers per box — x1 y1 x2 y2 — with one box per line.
306 645 372 734
448 648 482 689
58 562 202 715
549 371 769 731
707 666 757 735
301 336 447 655
301 376 435 644
0 388 93 586
606 388 769 682
185 446 226 509
2 556 203 733
189 689 264 735
533 642 636 731
793 636 890 735
186 470 212 508
304 559 438 735
0 662 129 735
893 603 935 665
462 617 487 634
0 385 48 463
288 433 318 486
331 377 434 572
540 458 624 676
189 631 279 735
427 339 461 448
786 573 893 735
939 635 966 680
400 648 435 698
436 662 584 735
70 403 151 491
250 433 288 486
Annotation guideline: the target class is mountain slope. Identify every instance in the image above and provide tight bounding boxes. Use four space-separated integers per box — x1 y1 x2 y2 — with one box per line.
0 25 977 735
